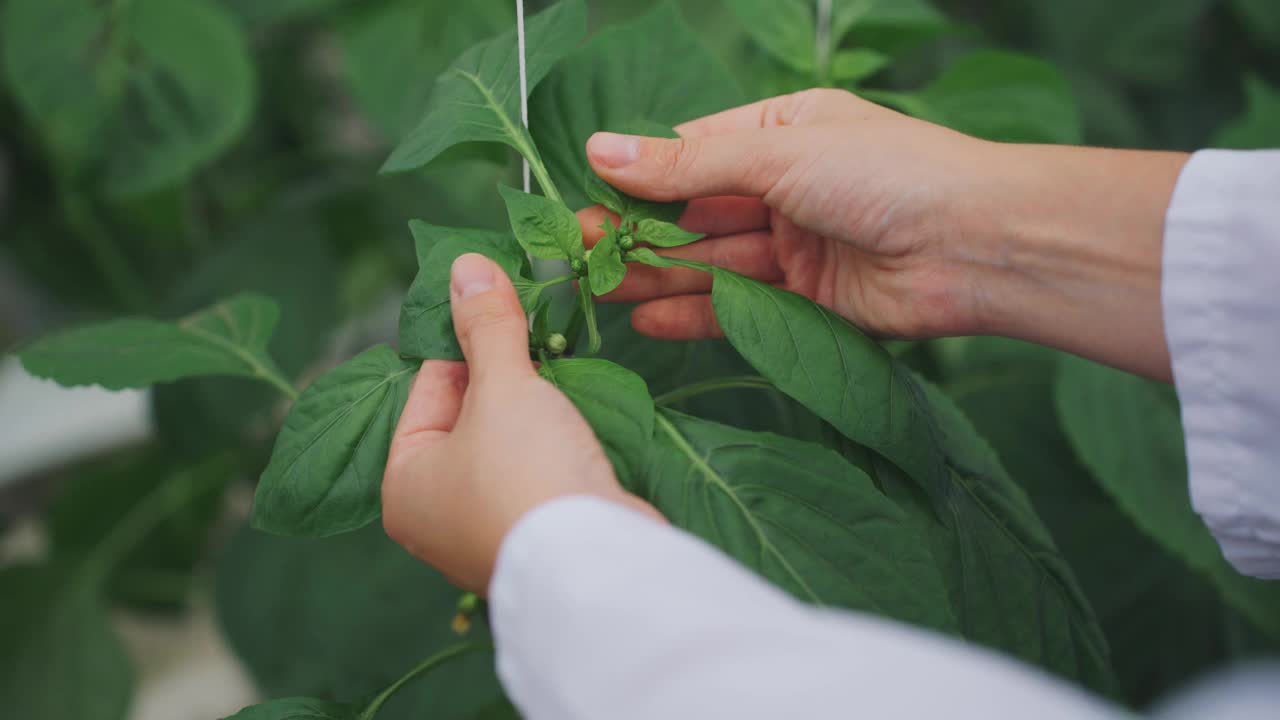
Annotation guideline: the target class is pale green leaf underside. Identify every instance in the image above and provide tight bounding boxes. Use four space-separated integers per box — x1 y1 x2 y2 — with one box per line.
1056 357 1280 641
253 345 417 537
20 294 286 391
647 410 958 632
709 270 1113 690
380 0 585 173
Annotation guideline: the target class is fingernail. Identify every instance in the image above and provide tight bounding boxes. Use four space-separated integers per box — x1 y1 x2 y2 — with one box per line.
451 254 494 299
588 132 641 168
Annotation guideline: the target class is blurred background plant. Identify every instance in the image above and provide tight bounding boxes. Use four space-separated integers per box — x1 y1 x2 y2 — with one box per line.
1 1 1278 719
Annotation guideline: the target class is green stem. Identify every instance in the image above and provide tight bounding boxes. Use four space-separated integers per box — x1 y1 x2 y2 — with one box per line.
526 150 563 207
259 369 301 402
358 641 493 720
654 375 775 406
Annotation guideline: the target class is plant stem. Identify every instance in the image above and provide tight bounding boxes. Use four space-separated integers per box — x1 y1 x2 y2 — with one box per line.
358 641 493 720
654 375 775 406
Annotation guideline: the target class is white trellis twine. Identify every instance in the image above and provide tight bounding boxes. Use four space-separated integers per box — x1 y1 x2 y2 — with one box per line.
816 0 833 77
516 0 531 193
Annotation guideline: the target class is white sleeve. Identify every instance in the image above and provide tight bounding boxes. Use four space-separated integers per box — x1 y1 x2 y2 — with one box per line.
488 496 1120 720
1162 149 1280 579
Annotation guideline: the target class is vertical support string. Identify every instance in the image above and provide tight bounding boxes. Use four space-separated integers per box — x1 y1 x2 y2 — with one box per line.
516 0 531 193
815 0 833 81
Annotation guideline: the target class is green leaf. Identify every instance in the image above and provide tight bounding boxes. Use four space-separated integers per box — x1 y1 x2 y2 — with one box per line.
1214 76 1280 150
643 409 958 632
531 1 744 210
725 0 821 73
216 522 505 720
1055 357 1280 642
538 358 654 480
253 345 417 538
709 270 1114 690
514 276 572 317
2 0 256 196
634 219 704 248
0 565 133 720
587 223 626 296
20 294 292 394
830 49 889 84
1232 0 1280 46
223 698 355 720
584 165 684 226
498 185 583 261
224 0 345 26
625 248 674 269
399 222 532 361
889 50 1083 145
381 0 586 175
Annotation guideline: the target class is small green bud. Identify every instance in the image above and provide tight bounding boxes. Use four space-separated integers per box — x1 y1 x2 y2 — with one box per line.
546 333 568 355
571 258 586 275
619 235 635 251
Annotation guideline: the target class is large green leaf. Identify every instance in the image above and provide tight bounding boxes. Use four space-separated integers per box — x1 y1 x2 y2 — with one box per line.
538 359 654 481
216 522 504 720
709 270 1113 690
1055 357 1280 642
948 340 1240 707
253 345 417 538
0 565 133 720
872 50 1082 145
20 294 290 392
380 0 586 174
398 222 532 361
529 1 743 210
1 0 255 196
1214 76 1280 150
643 409 958 633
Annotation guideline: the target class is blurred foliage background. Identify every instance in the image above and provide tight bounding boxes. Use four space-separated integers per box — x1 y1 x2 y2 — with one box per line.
0 1 1278 719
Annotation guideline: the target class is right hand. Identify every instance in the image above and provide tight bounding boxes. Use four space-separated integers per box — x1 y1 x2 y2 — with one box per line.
578 88 1006 341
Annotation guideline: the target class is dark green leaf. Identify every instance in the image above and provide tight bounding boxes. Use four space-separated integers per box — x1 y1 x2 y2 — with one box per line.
216 522 505 720
0 565 132 720
253 345 417 537
2 0 256 196
709 270 1114 690
381 0 586 173
539 358 653 479
20 294 290 392
640 409 958 632
223 697 355 720
399 222 531 361
1055 357 1280 642
587 226 626 296
634 219 704 248
498 185 582 261
531 1 743 210
1214 76 1280 150
1232 0 1280 45
225 0 345 25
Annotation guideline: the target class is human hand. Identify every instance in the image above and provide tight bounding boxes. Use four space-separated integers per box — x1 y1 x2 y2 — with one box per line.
381 253 661 593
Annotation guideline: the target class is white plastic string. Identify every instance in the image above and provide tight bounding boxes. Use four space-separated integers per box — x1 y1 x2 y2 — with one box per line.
816 0 833 77
516 0 531 193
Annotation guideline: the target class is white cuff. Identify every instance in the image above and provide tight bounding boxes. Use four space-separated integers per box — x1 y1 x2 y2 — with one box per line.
1163 149 1280 579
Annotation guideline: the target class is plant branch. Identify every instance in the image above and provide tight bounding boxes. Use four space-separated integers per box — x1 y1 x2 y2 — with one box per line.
358 641 493 720
654 375 775 406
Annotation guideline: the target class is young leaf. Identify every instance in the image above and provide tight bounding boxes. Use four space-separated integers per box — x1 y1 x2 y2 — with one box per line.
633 219 704 248
830 48 889 84
223 698 354 720
538 358 654 481
626 248 674 268
1055 357 1280 642
216 521 505 717
587 221 626 296
584 167 684 226
577 283 602 356
2 0 256 196
708 270 1115 691
647 409 958 632
514 276 573 317
399 222 531 361
0 565 133 720
253 345 417 538
531 1 743 210
20 294 293 395
381 0 586 176
498 185 583 261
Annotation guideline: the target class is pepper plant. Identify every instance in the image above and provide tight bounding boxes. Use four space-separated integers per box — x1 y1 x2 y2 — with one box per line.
6 1 1280 719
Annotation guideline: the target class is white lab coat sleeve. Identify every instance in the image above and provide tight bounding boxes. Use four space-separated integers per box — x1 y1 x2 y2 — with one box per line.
1163 149 1280 579
488 496 1120 720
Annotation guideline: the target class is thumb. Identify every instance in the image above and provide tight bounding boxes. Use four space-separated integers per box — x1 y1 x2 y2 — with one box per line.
586 129 799 202
450 253 531 382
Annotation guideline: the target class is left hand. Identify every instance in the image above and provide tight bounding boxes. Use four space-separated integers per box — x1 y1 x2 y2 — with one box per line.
381 253 661 594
